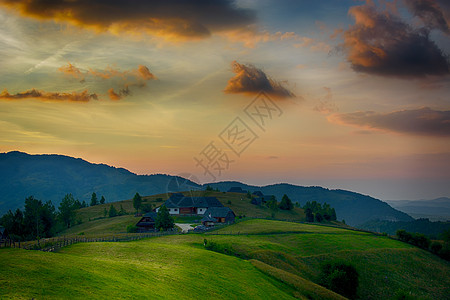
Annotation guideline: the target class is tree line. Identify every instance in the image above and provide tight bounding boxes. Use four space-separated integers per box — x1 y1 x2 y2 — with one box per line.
396 228 450 261
303 201 337 223
0 192 108 241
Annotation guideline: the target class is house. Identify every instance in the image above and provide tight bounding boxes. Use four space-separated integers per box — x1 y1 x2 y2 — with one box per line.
136 212 158 232
157 193 223 215
252 191 264 197
227 187 247 193
201 207 235 226
251 197 262 205
0 226 8 240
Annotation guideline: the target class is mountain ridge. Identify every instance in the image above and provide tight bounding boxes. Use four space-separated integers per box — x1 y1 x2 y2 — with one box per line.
0 151 412 226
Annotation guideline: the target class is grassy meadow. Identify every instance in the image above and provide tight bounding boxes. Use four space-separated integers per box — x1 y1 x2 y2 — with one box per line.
2 219 449 299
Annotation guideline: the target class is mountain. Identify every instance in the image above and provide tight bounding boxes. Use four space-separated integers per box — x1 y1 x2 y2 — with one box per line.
385 198 450 221
206 181 413 226
0 151 413 227
0 151 200 214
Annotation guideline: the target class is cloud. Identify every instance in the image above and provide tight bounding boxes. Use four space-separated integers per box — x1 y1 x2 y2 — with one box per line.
224 61 295 99
0 0 255 40
343 2 449 77
58 63 85 81
137 65 156 81
313 87 338 114
108 86 130 101
0 89 98 102
404 0 450 34
329 107 450 136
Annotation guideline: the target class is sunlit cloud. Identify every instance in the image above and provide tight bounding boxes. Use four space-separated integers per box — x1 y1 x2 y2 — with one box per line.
330 107 450 136
108 86 130 101
224 61 295 99
0 0 255 41
344 2 449 77
0 89 98 102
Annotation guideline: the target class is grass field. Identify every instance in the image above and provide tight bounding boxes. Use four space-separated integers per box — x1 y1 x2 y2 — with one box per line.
2 219 449 299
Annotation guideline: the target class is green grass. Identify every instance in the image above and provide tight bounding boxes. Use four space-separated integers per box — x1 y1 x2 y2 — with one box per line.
3 219 449 299
0 238 297 299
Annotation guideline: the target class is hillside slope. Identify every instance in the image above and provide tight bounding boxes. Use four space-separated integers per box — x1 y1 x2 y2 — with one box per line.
207 181 412 226
1 220 448 299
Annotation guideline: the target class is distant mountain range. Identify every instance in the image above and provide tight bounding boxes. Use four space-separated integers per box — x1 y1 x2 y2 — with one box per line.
385 198 450 221
0 151 413 227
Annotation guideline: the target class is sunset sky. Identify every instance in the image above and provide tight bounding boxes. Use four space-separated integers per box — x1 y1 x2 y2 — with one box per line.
0 0 449 200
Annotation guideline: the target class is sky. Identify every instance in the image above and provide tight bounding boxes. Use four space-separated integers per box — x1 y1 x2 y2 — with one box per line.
0 0 449 201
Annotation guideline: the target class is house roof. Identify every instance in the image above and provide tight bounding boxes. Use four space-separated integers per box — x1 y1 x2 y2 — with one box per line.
204 207 235 218
201 215 216 222
136 212 158 227
164 196 223 209
252 191 264 197
143 212 158 220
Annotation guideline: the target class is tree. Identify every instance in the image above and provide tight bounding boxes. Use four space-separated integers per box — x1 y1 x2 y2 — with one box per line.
100 196 106 205
155 205 174 231
108 205 118 217
58 193 77 228
305 208 314 222
279 194 294 210
133 192 142 214
90 192 98 206
24 196 56 239
206 185 213 191
103 207 108 217
319 261 359 299
266 196 278 211
315 213 324 223
119 204 127 216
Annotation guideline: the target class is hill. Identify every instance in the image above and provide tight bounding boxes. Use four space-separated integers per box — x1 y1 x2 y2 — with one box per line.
207 181 413 226
1 219 449 299
0 151 412 227
58 190 306 236
386 197 450 221
0 151 200 214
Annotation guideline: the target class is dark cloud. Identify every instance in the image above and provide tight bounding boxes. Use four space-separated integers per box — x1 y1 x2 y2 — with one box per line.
404 0 450 34
0 89 98 102
0 0 255 39
330 107 450 136
344 3 449 77
224 61 295 99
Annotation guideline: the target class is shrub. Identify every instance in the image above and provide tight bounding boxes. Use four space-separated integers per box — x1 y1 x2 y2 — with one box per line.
126 225 138 233
318 261 359 299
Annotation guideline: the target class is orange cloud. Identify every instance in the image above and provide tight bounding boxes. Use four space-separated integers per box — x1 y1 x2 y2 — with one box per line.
136 65 156 81
0 0 255 41
58 63 84 80
344 2 449 77
0 89 97 102
108 86 130 101
329 107 450 136
224 61 295 99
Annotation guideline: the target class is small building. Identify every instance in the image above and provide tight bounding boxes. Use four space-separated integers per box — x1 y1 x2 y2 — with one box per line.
251 197 262 205
227 187 247 194
0 226 8 240
136 212 158 232
201 207 236 226
252 191 264 197
157 193 223 215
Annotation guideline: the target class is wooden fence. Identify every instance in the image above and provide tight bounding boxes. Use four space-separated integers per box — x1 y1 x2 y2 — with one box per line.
0 230 180 252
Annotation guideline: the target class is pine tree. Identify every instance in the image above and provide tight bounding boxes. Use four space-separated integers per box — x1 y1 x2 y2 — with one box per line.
133 192 142 214
155 205 174 231
90 193 98 206
100 196 106 205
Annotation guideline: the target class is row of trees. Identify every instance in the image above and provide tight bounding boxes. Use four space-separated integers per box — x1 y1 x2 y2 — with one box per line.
303 201 337 223
396 229 450 261
263 194 295 211
0 195 80 241
89 192 106 206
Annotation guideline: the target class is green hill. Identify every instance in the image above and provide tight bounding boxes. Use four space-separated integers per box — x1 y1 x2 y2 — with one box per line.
2 219 449 299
